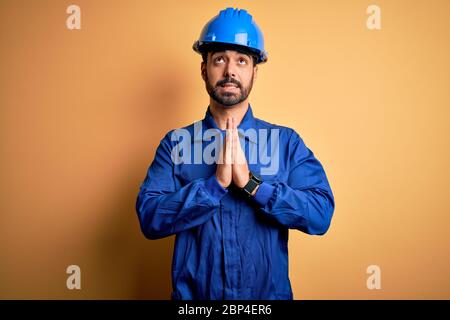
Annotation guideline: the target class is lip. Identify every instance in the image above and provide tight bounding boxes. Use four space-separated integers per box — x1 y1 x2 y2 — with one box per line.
220 83 238 88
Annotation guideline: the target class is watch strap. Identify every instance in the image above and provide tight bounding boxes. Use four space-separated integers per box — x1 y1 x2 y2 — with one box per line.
242 172 262 196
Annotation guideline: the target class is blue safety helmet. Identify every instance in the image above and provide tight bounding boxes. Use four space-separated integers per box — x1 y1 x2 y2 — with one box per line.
193 8 268 64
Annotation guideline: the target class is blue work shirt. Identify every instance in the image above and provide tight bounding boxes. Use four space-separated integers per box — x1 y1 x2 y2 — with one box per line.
136 104 335 300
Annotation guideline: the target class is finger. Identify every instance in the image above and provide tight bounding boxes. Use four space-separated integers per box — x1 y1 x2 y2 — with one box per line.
234 120 247 165
217 134 224 165
233 116 241 151
232 117 238 165
236 134 246 165
225 118 232 164
218 118 227 165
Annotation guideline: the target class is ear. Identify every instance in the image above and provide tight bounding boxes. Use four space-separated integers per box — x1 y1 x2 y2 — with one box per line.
253 65 258 81
201 61 206 81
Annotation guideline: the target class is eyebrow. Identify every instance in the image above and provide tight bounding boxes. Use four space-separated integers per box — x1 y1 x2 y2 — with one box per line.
211 52 251 60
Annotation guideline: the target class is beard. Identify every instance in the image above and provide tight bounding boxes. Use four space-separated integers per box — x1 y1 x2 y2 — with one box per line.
205 73 254 107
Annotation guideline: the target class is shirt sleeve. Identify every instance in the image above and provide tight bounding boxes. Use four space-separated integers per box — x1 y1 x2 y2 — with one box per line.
135 132 228 240
252 130 335 235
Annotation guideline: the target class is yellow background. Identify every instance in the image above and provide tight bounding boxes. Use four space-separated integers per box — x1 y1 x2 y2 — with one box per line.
1 0 449 299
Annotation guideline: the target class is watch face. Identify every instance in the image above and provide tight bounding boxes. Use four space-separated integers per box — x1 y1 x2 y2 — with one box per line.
243 172 263 195
244 179 258 195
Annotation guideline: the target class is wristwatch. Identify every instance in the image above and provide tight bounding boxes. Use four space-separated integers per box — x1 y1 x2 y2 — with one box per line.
242 171 262 196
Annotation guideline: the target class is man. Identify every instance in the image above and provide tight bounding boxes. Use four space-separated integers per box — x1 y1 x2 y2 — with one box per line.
136 7 335 300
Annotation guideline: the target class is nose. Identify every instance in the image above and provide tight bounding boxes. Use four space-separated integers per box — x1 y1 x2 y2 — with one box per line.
223 62 236 78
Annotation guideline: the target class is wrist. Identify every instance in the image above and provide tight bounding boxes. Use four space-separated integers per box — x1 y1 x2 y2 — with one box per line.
215 174 229 189
236 176 250 189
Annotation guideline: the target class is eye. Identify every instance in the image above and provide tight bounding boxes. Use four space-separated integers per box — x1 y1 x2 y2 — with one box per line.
238 58 248 65
214 56 225 63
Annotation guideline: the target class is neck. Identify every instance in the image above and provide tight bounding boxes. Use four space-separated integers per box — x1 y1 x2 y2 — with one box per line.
209 99 249 130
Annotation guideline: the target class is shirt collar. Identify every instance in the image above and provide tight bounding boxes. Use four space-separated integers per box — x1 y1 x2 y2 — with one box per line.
198 103 258 144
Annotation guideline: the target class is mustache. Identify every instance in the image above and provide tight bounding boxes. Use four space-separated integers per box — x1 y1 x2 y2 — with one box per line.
216 77 241 88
